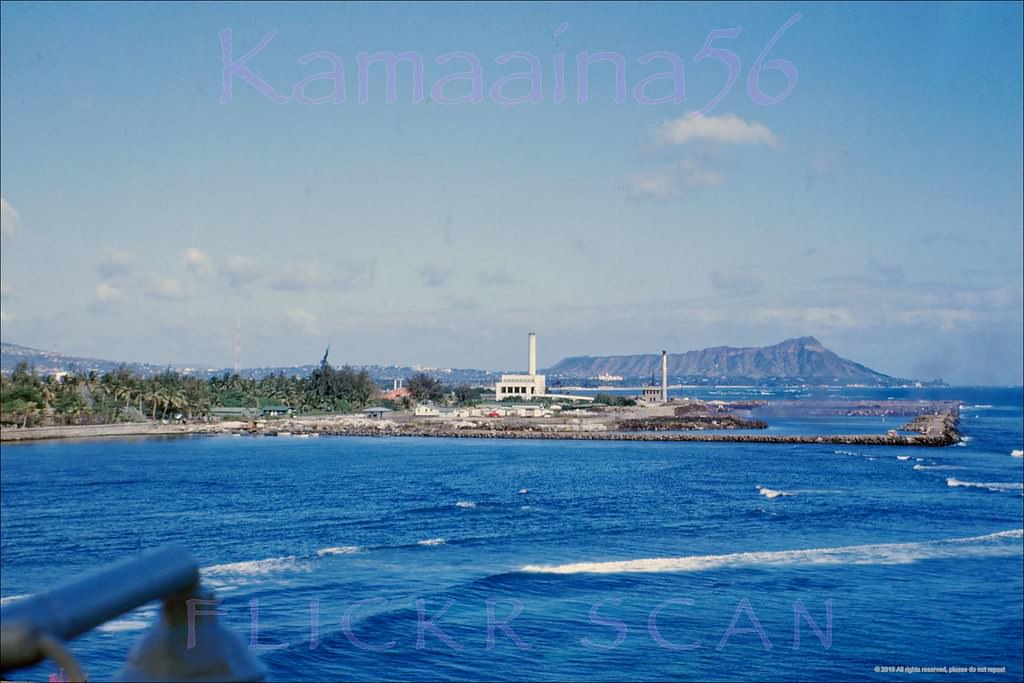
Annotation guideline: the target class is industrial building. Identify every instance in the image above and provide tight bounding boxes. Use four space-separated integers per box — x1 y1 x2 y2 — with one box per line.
495 332 546 400
638 351 669 404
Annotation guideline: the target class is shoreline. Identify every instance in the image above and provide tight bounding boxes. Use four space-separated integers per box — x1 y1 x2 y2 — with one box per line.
0 421 223 444
0 413 961 447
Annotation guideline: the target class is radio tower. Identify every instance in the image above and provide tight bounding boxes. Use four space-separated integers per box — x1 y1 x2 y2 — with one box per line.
234 320 241 375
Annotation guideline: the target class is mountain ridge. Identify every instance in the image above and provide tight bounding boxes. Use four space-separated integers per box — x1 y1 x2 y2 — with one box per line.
546 336 918 386
2 338 933 386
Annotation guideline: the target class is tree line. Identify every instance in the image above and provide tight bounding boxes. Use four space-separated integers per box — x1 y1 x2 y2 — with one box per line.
0 355 488 428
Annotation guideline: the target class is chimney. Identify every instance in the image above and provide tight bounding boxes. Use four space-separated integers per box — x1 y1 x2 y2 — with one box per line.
528 332 537 375
661 350 668 402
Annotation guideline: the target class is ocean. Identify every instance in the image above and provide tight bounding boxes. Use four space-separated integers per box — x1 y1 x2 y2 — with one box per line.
2 387 1022 681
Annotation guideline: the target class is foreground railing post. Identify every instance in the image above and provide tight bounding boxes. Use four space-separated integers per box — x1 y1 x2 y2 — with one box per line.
0 545 265 682
116 583 264 682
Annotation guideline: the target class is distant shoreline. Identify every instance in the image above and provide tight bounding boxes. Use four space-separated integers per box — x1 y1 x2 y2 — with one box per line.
0 413 960 448
0 422 220 444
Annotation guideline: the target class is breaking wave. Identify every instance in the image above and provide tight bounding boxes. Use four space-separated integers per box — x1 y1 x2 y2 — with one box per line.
520 530 1023 574
316 546 361 556
202 556 305 576
757 485 835 499
756 486 791 499
946 478 1024 493
97 618 151 633
0 594 29 606
418 537 446 546
914 464 965 471
455 500 477 509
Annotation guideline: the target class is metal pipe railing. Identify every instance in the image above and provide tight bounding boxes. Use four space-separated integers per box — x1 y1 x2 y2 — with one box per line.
1 544 264 681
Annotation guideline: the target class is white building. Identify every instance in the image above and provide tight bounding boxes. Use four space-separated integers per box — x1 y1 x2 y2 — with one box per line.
495 332 547 400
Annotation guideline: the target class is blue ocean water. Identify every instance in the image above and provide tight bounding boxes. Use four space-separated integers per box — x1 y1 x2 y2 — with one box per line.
2 387 1022 682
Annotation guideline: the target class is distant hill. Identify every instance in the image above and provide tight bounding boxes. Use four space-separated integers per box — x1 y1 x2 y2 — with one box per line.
0 342 188 378
546 337 919 386
0 342 499 386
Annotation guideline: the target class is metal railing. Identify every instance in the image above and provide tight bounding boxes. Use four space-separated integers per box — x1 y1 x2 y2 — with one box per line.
0 545 265 682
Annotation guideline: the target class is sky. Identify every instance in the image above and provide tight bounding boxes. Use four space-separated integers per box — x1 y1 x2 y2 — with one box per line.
1 1 1022 384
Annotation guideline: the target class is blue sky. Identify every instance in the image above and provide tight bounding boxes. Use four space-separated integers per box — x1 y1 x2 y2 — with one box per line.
1 1 1021 383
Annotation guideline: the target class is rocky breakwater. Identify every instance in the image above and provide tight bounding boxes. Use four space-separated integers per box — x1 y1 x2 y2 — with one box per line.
899 405 961 445
616 415 768 431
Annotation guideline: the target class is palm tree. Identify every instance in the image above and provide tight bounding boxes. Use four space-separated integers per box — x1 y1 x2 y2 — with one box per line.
144 386 166 420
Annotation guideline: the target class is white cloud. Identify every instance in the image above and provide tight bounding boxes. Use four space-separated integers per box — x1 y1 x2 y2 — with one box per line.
807 148 847 184
220 256 260 287
90 282 125 313
95 282 124 303
626 158 724 199
182 247 212 278
657 114 779 148
144 277 186 301
1 197 21 240
96 248 137 279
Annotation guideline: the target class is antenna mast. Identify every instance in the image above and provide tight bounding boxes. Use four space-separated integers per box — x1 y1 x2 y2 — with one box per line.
234 320 241 374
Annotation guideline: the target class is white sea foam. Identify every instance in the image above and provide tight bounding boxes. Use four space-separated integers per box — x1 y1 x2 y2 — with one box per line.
946 478 1024 493
97 618 151 633
0 594 29 606
897 455 911 461
202 556 305 577
520 530 1024 574
913 464 965 471
518 488 529 494
455 500 477 509
1011 450 1023 458
316 546 361 557
757 485 836 499
418 537 446 546
756 486 791 499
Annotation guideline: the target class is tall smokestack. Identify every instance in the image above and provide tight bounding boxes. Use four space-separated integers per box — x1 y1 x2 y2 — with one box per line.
661 350 668 402
528 332 537 375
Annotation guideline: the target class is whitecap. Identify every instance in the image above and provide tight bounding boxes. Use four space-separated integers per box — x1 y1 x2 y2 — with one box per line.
897 455 911 461
756 486 791 499
0 594 29 606
418 538 446 546
1011 449 1023 458
520 529 1024 574
518 488 529 495
455 500 476 509
914 464 964 471
946 478 1024 493
316 546 360 557
97 618 151 633
756 485 836 499
202 555 306 578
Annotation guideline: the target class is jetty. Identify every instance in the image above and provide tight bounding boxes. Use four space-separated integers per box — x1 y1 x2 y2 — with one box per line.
1 402 962 448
